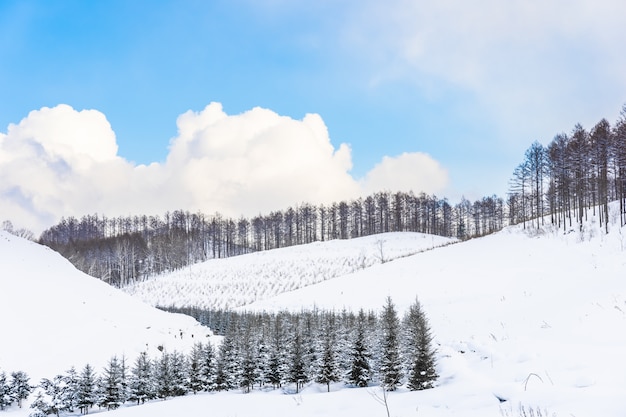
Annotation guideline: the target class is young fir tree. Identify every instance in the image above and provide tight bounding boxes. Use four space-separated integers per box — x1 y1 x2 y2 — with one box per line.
255 338 270 388
378 297 403 391
201 342 218 392
315 315 339 392
346 310 372 387
77 364 98 414
0 371 11 410
239 332 259 393
266 346 285 389
168 350 189 397
155 351 174 400
98 356 125 410
10 371 32 408
128 352 154 404
215 334 239 391
287 332 308 393
60 367 80 413
29 390 52 417
39 375 69 416
186 343 204 394
403 298 438 390
266 314 288 389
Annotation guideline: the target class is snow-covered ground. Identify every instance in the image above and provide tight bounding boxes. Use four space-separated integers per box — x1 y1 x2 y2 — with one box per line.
122 232 456 309
2 206 626 416
0 231 213 382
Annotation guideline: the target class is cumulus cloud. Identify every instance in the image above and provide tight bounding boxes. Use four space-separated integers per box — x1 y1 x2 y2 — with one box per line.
361 152 448 196
0 103 449 235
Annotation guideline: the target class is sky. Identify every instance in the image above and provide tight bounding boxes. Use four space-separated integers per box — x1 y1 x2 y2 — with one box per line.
1 0 626 233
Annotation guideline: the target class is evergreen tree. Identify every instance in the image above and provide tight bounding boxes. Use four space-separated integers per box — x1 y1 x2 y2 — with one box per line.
378 297 403 391
287 332 308 393
61 367 80 413
29 390 52 417
39 375 68 416
215 334 239 391
403 299 438 391
169 350 189 397
128 352 154 404
98 356 125 410
346 310 372 387
239 330 259 393
77 364 98 414
186 343 204 394
266 346 285 389
155 351 174 399
10 371 32 408
201 343 218 392
0 371 11 410
315 314 339 392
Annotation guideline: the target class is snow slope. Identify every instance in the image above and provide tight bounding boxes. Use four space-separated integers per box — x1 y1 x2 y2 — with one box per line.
0 231 212 381
98 210 624 417
123 232 455 309
3 207 626 417
239 216 626 416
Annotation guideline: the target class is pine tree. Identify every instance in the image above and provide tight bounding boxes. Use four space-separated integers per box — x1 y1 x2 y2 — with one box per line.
315 316 339 392
128 352 154 404
169 350 189 397
10 371 32 408
201 343 218 392
266 346 284 389
215 334 239 391
61 367 80 413
77 364 98 414
186 343 204 394
39 375 68 416
239 330 259 393
0 371 11 410
287 332 308 393
155 351 174 399
346 310 372 387
98 356 125 410
403 298 438 390
378 297 403 391
29 390 52 417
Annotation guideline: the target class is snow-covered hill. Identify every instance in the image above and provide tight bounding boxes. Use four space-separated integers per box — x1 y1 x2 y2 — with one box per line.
122 232 456 309
0 231 212 381
3 205 626 417
235 212 626 416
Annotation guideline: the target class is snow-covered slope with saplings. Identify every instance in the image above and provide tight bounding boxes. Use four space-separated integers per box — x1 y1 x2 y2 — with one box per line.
122 232 455 309
2 203 626 417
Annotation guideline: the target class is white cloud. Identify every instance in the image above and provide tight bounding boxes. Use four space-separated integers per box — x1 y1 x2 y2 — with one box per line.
2 104 449 234
345 0 626 143
361 152 448 196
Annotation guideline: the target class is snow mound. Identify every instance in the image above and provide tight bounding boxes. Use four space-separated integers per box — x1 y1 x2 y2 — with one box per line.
0 232 212 381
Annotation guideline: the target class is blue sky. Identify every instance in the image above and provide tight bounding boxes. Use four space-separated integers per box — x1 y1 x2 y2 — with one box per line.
1 0 626 232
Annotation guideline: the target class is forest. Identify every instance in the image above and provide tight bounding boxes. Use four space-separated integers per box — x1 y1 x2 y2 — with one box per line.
34 106 626 288
1 298 437 416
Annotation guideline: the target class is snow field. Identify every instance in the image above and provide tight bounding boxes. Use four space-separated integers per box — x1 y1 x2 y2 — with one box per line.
122 232 456 309
2 205 626 416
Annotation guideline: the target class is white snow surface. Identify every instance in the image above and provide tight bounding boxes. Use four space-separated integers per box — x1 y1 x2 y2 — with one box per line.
3 207 626 416
122 232 456 309
0 231 212 382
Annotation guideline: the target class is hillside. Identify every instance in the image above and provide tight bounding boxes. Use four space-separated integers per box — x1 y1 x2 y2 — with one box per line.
122 232 456 309
0 231 213 381
2 206 625 417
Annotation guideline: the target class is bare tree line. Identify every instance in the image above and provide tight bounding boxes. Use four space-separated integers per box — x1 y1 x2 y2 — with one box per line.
38 191 504 287
509 105 626 232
